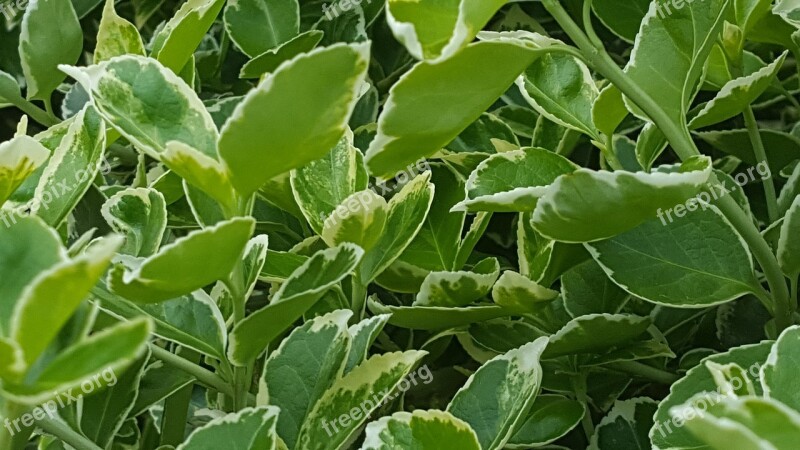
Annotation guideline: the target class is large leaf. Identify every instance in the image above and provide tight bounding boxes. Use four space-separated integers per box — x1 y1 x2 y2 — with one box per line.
385 0 506 60
452 147 578 213
229 244 364 365
60 55 219 159
20 0 83 100
224 0 299 57
361 410 481 450
177 406 280 450
296 350 428 450
364 34 561 178
532 156 713 242
358 173 434 283
622 0 728 123
31 105 106 227
588 206 759 307
447 338 549 450
259 310 352 449
761 325 800 411
109 217 255 303
219 43 370 195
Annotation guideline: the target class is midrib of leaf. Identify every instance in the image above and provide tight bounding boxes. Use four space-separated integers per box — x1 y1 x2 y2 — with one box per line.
257 0 284 48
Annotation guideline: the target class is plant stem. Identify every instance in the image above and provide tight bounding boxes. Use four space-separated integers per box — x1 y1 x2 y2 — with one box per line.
160 348 199 446
608 361 679 385
571 373 595 441
351 276 368 321
11 98 58 127
0 402 25 450
149 344 235 397
35 416 103 450
742 105 779 224
542 0 793 331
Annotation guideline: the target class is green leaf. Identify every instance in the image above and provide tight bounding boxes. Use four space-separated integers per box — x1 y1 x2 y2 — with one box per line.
491 271 559 314
651 341 772 450
592 84 628 138
735 0 773 35
761 325 800 411
101 188 167 257
562 259 629 317
368 297 513 330
260 250 308 283
0 70 23 105
0 133 50 206
364 34 562 178
131 360 194 416
447 338 549 450
517 211 589 286
229 244 364 365
622 0 728 123
0 216 64 336
588 206 759 307
80 350 149 449
20 0 83 100
11 235 121 370
778 195 800 276
543 314 652 359
345 314 391 373
109 217 255 303
362 410 481 450
31 105 106 227
259 310 352 449
239 30 324 79
94 285 228 360
94 0 146 63
4 318 152 405
219 43 370 195
296 350 428 450
517 52 600 139
532 156 713 242
150 0 226 73
589 397 658 450
414 258 500 307
291 131 368 235
695 128 800 172
674 396 800 450
689 52 787 129
592 0 650 42
359 173 434 283
177 406 280 450
452 147 578 213
508 395 585 448
224 0 299 57
398 163 464 272
322 190 389 251
635 122 668 170
162 140 238 209
61 55 219 160
385 0 506 60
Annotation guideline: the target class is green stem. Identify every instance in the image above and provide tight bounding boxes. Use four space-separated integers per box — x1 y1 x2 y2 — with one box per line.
542 0 793 331
149 344 235 397
742 105 779 224
571 373 594 441
0 402 25 450
160 348 199 446
351 276 368 321
11 98 58 127
35 416 102 450
608 361 680 385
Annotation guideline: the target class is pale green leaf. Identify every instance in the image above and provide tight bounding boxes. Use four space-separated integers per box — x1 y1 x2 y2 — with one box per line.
150 0 226 73
361 410 481 450
94 0 146 63
322 190 388 251
224 0 299 57
491 271 559 314
101 187 166 257
778 195 800 276
177 406 280 450
414 257 500 307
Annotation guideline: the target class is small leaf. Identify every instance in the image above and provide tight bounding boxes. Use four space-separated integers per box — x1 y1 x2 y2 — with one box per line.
414 258 500 307
491 271 559 314
20 0 83 100
452 147 578 213
447 338 549 450
761 325 800 411
0 133 50 205
150 0 226 73
296 350 428 450
345 314 391 373
224 0 299 57
177 406 280 450
778 195 800 276
322 190 389 251
109 217 255 303
368 297 512 330
101 187 167 257
562 259 629 317
362 410 481 450
219 43 370 195
239 30 324 79
589 397 658 450
543 314 651 359
229 244 364 365
509 395 585 448
94 0 146 63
